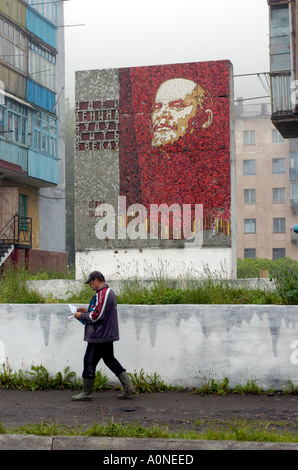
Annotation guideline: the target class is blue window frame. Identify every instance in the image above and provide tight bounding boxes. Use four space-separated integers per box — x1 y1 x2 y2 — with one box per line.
0 98 28 145
26 0 58 26
28 40 56 91
272 248 286 260
273 217 286 233
244 219 256 234
31 110 58 158
244 248 256 259
243 159 256 175
272 158 285 174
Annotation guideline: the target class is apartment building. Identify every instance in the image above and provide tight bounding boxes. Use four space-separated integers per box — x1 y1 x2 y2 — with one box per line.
236 100 298 260
268 0 298 138
0 0 67 271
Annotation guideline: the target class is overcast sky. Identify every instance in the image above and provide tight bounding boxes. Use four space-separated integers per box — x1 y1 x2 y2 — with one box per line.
63 0 271 104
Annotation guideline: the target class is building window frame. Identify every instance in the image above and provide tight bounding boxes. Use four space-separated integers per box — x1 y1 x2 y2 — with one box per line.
273 217 286 233
244 188 256 204
272 158 285 174
243 159 256 175
2 98 28 146
272 187 286 203
0 18 27 74
291 182 298 201
30 110 58 158
28 40 56 91
244 248 256 259
244 218 256 234
272 128 285 144
27 0 58 26
273 248 286 260
243 130 256 146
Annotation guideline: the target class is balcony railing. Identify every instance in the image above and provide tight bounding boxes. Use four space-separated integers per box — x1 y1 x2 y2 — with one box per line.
270 71 293 114
0 215 32 248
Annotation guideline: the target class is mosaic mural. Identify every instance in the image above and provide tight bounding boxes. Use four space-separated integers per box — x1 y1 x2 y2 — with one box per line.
119 61 231 238
75 61 232 246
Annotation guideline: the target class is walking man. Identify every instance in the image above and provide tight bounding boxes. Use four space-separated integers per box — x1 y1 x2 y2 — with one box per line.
72 271 135 400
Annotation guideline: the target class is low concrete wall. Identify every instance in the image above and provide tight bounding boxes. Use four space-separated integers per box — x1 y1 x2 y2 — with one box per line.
0 304 297 390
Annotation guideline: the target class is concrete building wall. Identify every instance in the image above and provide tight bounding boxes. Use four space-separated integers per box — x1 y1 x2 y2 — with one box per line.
236 103 298 260
0 303 297 390
0 0 67 270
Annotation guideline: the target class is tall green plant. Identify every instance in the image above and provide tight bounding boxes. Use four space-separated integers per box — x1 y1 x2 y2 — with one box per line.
0 268 45 303
274 270 298 304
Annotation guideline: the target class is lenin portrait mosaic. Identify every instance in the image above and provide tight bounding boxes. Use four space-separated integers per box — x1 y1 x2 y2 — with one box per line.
75 61 232 245
119 61 232 239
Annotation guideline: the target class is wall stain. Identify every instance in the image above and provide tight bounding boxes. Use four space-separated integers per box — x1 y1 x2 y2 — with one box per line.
125 304 298 356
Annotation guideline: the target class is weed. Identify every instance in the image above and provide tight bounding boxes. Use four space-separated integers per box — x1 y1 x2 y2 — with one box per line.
51 366 77 390
0 363 79 391
129 369 170 393
94 370 111 391
234 380 264 395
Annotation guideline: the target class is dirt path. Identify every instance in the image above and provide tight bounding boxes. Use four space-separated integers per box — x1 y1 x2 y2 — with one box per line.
0 389 297 436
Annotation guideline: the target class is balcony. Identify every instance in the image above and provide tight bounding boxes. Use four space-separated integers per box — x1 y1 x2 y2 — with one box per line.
270 72 298 139
291 199 298 215
289 167 297 181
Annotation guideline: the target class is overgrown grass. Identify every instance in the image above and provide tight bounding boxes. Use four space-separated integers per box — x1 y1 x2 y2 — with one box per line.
0 268 46 303
115 279 279 305
2 257 298 304
0 418 297 443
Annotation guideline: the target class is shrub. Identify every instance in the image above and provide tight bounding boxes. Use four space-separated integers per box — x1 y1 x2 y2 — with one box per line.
274 270 298 305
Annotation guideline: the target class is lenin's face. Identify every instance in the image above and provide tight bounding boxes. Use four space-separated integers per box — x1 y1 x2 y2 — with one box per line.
151 78 205 147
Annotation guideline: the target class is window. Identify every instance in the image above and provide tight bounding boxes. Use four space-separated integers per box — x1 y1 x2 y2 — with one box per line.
243 130 256 145
0 81 4 133
244 248 256 259
272 158 285 174
273 248 286 260
244 189 256 204
0 19 27 73
272 188 286 203
5 99 28 145
27 0 57 25
243 159 256 175
18 194 29 230
28 41 56 91
273 218 286 233
31 111 58 158
291 182 298 200
244 219 256 234
0 106 4 134
272 129 284 144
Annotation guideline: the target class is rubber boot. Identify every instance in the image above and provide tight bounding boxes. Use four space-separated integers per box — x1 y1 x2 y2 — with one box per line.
72 378 94 401
117 371 135 399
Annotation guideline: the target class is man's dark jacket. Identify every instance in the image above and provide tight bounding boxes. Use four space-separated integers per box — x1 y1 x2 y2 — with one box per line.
79 284 120 343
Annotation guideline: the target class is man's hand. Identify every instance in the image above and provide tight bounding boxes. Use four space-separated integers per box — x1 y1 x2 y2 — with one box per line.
75 307 87 319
